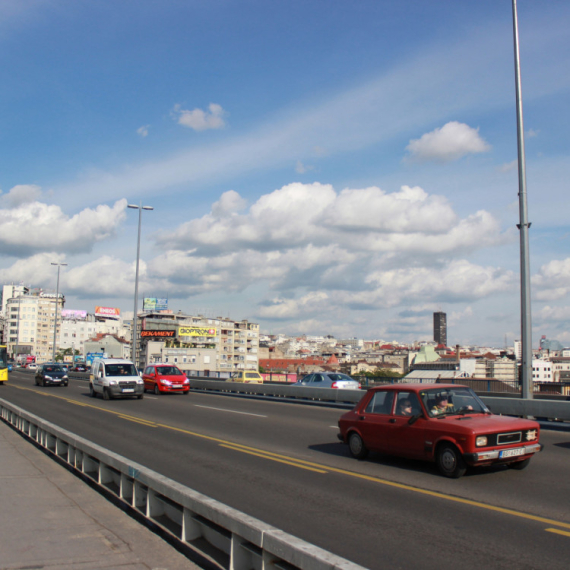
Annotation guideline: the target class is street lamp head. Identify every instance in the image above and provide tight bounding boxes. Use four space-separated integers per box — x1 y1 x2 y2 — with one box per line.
51 262 68 267
128 204 154 210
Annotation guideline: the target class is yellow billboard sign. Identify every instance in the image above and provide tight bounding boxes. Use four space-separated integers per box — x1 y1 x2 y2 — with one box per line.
178 326 217 337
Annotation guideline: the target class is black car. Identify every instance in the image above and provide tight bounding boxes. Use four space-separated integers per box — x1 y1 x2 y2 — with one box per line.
35 363 69 387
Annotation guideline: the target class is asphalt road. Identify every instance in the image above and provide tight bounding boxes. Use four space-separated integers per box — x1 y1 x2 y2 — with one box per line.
2 370 570 569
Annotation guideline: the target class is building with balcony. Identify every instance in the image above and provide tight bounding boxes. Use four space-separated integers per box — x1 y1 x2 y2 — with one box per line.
3 290 64 363
135 312 259 375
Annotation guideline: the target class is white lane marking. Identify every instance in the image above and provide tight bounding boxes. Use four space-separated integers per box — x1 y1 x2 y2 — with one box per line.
194 405 267 418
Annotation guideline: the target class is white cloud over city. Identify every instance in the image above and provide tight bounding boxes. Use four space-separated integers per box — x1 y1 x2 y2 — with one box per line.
405 121 491 163
0 193 127 256
172 103 226 131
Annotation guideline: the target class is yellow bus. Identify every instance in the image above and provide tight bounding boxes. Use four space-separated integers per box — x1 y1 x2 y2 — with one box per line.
0 345 8 385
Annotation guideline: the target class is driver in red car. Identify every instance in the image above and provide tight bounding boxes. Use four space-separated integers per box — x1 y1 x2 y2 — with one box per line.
431 394 454 415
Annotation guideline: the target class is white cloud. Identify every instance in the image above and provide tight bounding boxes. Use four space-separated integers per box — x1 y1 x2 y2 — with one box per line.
172 103 226 131
533 258 570 301
137 125 149 137
527 128 539 138
64 256 146 297
211 190 247 217
0 252 67 287
405 121 491 163
156 182 507 257
295 160 313 174
498 160 518 173
0 197 128 256
0 184 42 208
257 292 329 319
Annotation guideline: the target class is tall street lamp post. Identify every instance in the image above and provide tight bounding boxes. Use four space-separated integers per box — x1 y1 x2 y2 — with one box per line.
511 0 532 399
51 262 67 362
128 202 154 367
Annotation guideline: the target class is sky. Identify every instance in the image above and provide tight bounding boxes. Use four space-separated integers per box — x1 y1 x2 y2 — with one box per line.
1 0 569 348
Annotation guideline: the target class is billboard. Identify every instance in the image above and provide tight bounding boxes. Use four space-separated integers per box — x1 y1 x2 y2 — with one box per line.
141 329 176 338
95 306 121 318
61 309 87 320
178 326 217 337
143 297 168 311
86 352 104 365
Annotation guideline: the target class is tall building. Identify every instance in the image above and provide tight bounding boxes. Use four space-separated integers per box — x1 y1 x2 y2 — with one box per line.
4 290 64 362
433 312 447 346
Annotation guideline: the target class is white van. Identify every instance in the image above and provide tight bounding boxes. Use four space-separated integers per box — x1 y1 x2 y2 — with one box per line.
89 358 144 400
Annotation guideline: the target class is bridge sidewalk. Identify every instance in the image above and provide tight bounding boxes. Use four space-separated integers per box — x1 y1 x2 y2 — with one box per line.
0 420 198 570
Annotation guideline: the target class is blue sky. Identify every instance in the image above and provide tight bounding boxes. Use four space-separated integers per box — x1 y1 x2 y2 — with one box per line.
1 0 569 347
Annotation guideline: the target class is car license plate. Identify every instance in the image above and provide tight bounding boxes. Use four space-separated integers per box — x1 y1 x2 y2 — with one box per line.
54 379 61 382
499 448 525 458
173 384 182 388
122 388 134 393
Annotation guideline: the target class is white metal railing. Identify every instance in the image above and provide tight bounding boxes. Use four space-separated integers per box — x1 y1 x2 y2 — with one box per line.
0 399 366 570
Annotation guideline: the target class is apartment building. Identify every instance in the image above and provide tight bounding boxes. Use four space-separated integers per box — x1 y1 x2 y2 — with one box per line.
59 312 129 353
532 359 553 382
136 312 260 375
4 291 64 362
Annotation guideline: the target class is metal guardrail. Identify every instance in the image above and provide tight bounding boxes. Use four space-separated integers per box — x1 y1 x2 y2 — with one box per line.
188 379 570 421
0 399 365 570
12 369 570 420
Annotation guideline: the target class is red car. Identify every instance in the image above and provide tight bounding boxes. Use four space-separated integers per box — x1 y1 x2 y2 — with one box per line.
142 364 190 395
338 383 542 478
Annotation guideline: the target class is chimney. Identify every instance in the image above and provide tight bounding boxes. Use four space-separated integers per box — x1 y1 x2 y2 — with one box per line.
456 344 461 364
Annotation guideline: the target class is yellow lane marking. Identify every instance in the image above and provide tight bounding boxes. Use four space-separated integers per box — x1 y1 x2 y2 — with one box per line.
220 444 327 473
118 415 157 427
545 528 570 538
11 382 570 532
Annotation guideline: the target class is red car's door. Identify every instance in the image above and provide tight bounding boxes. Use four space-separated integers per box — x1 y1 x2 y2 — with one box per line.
384 391 426 459
356 390 396 453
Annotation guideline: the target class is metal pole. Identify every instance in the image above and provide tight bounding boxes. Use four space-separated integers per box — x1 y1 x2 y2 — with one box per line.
51 263 67 362
128 202 153 367
512 0 533 399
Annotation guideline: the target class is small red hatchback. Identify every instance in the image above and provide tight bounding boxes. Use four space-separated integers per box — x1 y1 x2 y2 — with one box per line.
142 364 190 395
338 383 542 478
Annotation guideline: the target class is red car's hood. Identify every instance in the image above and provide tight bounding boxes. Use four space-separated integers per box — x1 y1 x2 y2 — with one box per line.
436 413 539 433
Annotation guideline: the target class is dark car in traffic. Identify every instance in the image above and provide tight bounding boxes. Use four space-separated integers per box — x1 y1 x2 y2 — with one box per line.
338 383 542 478
35 363 69 387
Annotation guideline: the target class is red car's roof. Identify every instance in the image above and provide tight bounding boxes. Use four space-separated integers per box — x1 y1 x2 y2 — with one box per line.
369 383 467 392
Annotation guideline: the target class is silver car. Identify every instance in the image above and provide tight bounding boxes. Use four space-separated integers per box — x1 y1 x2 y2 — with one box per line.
296 372 360 389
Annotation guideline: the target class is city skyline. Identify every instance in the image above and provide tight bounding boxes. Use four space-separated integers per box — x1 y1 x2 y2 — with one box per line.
1 1 569 347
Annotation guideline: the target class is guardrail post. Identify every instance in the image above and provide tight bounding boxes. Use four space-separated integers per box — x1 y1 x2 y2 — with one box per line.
230 535 257 570
120 473 134 503
133 481 148 514
182 508 202 542
147 489 164 518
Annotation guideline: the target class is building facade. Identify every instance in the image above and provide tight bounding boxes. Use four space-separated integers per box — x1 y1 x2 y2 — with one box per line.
135 313 260 375
433 312 447 346
3 291 64 362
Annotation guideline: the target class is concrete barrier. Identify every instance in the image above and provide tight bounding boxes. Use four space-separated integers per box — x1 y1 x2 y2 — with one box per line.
0 399 366 570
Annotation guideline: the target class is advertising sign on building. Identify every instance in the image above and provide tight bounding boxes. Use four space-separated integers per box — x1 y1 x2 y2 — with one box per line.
86 352 104 365
61 309 88 320
143 297 168 311
140 330 176 338
95 306 121 318
178 327 217 337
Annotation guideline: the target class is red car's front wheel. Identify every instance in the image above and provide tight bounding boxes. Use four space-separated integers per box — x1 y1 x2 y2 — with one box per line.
348 432 369 460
